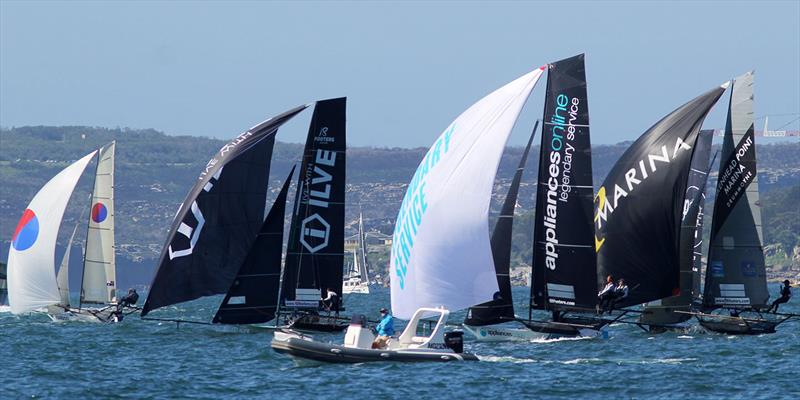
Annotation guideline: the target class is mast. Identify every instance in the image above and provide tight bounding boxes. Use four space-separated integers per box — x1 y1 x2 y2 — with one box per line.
530 54 596 313
464 120 537 326
390 67 545 319
595 84 727 309
704 71 768 309
141 105 308 317
213 167 295 324
280 97 347 306
80 141 116 307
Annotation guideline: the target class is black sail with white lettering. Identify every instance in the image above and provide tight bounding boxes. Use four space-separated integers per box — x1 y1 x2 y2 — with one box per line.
530 54 596 311
641 129 714 323
594 85 725 309
464 121 537 326
212 167 294 324
280 98 346 305
141 105 307 317
704 71 768 309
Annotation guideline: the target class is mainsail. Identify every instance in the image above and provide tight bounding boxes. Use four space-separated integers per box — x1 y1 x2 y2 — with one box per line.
391 67 545 319
704 71 769 309
357 212 370 284
640 129 714 323
280 98 347 306
57 222 81 307
8 151 98 314
530 54 597 312
595 84 726 309
463 120 537 326
81 141 117 305
212 167 295 324
141 105 307 316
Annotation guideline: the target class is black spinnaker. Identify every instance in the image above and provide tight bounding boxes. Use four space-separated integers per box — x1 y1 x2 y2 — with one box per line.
530 54 597 313
280 98 346 308
212 167 295 324
141 105 307 317
595 85 726 309
463 120 537 326
704 71 769 310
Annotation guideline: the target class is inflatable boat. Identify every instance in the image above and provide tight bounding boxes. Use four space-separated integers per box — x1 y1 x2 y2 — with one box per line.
271 307 479 364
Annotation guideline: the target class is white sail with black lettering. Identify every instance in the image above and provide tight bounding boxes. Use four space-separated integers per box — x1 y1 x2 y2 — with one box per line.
391 67 545 319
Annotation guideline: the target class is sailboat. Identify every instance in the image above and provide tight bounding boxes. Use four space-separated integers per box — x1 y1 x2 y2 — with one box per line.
277 97 348 332
637 130 715 331
343 213 370 294
0 262 8 311
48 142 126 322
7 151 98 316
272 66 545 363
594 81 727 324
694 71 795 334
461 120 538 341
140 105 308 322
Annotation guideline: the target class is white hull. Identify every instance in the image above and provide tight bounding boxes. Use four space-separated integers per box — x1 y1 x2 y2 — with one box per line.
46 304 125 323
342 283 370 294
462 324 549 342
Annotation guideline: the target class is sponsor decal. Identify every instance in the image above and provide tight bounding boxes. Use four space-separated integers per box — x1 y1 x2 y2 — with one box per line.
715 297 750 305
594 137 694 251
91 202 108 223
313 126 335 143
167 167 221 259
427 342 448 350
298 149 337 253
485 329 512 337
711 261 725 278
12 209 39 251
548 298 576 306
392 125 455 289
713 127 757 233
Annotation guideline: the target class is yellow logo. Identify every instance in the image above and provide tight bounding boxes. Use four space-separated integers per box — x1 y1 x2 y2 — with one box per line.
594 186 606 252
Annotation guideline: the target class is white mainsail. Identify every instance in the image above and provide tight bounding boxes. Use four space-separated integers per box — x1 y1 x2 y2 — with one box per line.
8 151 97 314
81 142 117 304
357 212 370 283
390 67 545 319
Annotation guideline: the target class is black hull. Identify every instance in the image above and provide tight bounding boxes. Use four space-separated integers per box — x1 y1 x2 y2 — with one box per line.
699 318 777 335
271 337 478 364
521 317 607 336
288 316 348 332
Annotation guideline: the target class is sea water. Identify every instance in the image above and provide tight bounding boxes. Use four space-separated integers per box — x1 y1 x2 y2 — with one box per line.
2 285 798 399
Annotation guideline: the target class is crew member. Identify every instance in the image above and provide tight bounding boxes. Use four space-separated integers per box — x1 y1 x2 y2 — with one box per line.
597 275 616 314
767 280 792 313
372 308 395 349
119 288 139 307
321 287 340 318
608 278 629 314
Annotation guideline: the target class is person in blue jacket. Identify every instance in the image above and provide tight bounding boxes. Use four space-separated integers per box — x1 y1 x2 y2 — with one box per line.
372 308 394 349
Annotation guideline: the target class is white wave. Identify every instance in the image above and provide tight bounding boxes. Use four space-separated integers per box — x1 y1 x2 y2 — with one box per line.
478 355 537 363
529 336 593 344
562 358 603 364
677 335 694 339
0 305 11 313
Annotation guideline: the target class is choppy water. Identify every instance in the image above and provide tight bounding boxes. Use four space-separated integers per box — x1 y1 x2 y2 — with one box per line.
2 285 798 399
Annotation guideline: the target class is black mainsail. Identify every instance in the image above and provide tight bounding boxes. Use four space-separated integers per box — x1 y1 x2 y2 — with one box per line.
703 71 769 310
463 120 537 326
212 167 295 324
595 85 726 309
280 98 346 307
640 129 714 325
141 105 308 317
530 54 597 312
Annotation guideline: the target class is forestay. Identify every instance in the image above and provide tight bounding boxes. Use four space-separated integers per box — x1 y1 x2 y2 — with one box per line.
391 67 545 319
8 151 97 314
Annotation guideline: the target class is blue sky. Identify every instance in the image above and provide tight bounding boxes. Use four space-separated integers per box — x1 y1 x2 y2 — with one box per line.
1 1 798 147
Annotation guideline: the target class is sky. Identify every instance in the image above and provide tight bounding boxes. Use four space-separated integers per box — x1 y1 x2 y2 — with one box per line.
1 1 798 147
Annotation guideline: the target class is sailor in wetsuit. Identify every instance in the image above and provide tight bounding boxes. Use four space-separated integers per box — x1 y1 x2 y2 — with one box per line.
119 289 139 307
597 275 616 314
766 280 792 313
607 279 629 314
372 308 395 349
321 287 340 318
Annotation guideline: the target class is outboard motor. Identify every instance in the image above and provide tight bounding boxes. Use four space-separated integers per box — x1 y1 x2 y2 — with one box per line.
344 314 375 349
443 331 464 353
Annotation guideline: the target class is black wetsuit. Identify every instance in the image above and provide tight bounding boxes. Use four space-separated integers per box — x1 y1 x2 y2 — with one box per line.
119 291 139 307
767 284 791 313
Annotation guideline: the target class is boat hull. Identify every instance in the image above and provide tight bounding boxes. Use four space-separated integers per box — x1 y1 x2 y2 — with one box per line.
271 333 478 364
520 317 609 339
462 324 548 342
699 318 777 335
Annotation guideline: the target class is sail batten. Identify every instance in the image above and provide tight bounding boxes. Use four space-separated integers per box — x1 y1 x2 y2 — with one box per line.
391 67 545 320
141 105 307 317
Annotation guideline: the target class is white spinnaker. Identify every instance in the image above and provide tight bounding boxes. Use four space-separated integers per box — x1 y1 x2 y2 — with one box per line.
390 67 544 319
8 151 97 314
56 223 80 307
82 142 116 304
